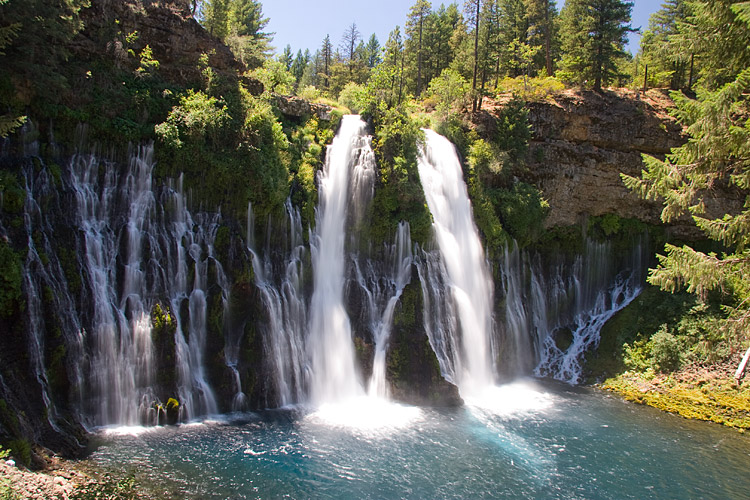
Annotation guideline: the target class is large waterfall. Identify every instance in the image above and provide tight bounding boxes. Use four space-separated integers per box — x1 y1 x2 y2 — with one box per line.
307 115 369 404
417 130 497 396
5 119 647 438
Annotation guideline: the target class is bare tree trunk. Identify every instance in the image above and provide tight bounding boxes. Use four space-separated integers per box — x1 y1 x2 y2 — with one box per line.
471 0 480 112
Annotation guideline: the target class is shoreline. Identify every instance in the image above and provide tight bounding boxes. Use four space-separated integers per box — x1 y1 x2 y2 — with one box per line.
600 370 750 430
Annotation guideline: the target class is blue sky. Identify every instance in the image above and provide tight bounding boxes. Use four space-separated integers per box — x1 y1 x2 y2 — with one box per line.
262 0 660 58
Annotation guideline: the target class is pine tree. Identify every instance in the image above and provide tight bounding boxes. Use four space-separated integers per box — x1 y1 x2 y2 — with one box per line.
622 2 750 343
1 0 89 115
497 0 530 77
291 49 310 87
321 35 333 89
406 0 432 96
637 0 690 89
524 0 558 76
363 34 381 68
464 0 482 110
558 0 634 90
668 0 750 90
280 44 293 70
201 0 230 39
0 0 24 137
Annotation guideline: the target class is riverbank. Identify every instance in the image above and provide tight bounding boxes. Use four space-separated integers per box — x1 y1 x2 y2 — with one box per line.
601 365 750 430
0 455 153 500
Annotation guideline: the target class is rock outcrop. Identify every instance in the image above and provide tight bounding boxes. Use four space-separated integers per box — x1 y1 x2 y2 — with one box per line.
274 95 333 121
487 89 743 238
74 0 261 92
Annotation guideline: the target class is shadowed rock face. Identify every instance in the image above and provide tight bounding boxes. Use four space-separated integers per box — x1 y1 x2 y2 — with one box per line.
482 89 743 239
74 0 262 93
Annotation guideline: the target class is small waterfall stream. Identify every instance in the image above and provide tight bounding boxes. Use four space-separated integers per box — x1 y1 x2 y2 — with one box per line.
247 200 307 407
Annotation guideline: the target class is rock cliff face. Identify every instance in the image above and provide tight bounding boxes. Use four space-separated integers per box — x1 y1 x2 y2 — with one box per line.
74 0 261 92
507 89 742 238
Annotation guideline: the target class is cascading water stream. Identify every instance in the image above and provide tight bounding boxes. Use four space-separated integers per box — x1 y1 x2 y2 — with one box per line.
363 221 413 399
307 115 368 404
417 130 496 396
65 145 222 425
247 200 307 407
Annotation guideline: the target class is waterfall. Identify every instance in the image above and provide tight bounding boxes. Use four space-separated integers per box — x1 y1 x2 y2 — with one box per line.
307 115 371 404
362 221 413 398
69 148 158 425
162 180 220 420
19 160 86 431
64 146 221 425
500 239 645 384
247 199 307 407
417 130 496 395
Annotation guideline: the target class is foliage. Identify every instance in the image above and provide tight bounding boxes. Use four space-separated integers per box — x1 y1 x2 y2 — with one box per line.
368 104 433 246
425 68 471 117
200 0 271 67
6 439 30 467
249 59 295 95
496 75 565 100
557 0 634 90
155 90 230 149
603 373 750 428
70 474 142 500
491 182 549 247
337 82 368 114
667 0 750 91
0 445 15 500
0 240 23 318
622 5 750 345
635 0 690 90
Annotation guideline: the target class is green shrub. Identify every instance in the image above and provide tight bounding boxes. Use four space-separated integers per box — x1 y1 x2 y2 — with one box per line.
650 326 682 373
7 439 30 467
427 68 470 118
0 241 23 318
337 82 367 114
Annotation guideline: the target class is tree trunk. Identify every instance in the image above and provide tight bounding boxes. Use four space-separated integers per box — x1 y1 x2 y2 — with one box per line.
471 0 480 112
545 1 552 76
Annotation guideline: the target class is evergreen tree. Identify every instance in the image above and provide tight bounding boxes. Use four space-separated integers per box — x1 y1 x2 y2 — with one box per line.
406 0 432 96
291 49 310 87
363 33 382 68
280 44 293 70
622 2 750 344
464 0 482 110
225 0 272 67
0 0 24 137
669 0 750 90
558 0 634 90
497 0 530 77
0 0 89 111
321 34 333 89
637 0 690 89
201 0 230 39
524 0 559 76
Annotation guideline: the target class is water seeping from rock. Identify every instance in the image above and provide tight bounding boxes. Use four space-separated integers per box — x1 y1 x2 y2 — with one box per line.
360 221 413 399
417 129 497 397
247 199 307 407
16 142 227 427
